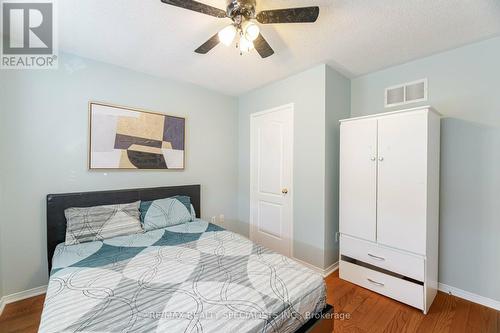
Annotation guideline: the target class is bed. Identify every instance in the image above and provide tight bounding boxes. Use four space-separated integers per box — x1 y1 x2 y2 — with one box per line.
40 185 332 333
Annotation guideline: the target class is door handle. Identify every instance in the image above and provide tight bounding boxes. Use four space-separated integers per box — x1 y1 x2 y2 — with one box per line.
378 157 384 161
282 188 288 194
368 253 385 261
371 156 376 161
367 278 385 287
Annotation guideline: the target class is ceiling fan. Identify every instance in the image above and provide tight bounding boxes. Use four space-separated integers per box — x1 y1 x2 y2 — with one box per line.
160 0 320 58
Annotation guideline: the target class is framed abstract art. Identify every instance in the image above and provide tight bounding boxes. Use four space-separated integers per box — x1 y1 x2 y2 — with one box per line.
89 102 185 170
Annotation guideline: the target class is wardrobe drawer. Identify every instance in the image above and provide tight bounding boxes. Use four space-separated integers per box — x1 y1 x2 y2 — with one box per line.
340 235 425 281
340 260 424 310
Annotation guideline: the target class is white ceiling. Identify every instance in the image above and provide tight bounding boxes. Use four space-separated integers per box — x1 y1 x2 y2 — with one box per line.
59 0 500 95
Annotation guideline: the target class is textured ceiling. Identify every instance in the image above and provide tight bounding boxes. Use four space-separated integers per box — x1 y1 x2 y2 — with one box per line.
59 0 500 95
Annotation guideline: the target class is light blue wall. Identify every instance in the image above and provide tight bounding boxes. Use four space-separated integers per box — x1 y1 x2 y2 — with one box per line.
0 209 3 300
2 36 497 304
238 64 350 269
351 37 500 302
0 103 4 301
0 53 239 295
238 65 327 268
325 66 351 268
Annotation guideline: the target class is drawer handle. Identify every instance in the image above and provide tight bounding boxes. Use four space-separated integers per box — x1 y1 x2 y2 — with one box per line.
367 278 385 287
368 253 385 261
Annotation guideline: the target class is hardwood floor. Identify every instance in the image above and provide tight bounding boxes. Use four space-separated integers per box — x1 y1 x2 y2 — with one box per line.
0 271 498 332
326 271 499 333
0 294 45 333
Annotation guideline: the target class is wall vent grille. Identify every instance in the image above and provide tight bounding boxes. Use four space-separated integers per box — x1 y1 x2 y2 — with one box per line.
385 79 428 108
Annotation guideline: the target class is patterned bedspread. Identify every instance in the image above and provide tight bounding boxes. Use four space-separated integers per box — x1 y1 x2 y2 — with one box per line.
39 220 326 333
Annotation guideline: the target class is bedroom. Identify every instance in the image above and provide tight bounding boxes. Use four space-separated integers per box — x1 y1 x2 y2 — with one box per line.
0 0 499 332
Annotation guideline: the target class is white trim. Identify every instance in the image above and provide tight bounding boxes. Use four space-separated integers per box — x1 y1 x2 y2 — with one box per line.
292 257 339 278
0 297 5 316
339 105 441 123
438 283 500 311
0 278 498 318
0 285 47 316
291 257 323 274
323 261 339 277
249 103 295 118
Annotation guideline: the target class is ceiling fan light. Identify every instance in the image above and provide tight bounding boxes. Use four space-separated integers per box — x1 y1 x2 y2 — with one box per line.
239 36 254 53
218 25 237 46
243 21 260 42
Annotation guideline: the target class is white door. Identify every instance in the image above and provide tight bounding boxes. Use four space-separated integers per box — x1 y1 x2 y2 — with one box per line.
250 104 293 257
339 119 378 242
377 111 427 254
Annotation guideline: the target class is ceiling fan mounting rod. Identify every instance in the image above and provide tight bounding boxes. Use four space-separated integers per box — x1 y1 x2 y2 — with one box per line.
227 0 256 20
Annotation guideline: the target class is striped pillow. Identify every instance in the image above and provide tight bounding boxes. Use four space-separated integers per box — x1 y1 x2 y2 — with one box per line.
140 197 192 231
64 201 143 245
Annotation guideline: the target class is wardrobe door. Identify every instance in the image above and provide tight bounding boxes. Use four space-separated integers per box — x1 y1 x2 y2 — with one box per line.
377 112 428 254
340 119 378 242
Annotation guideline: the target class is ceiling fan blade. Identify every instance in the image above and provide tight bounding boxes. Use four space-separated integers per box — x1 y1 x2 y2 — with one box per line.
160 0 226 18
254 34 274 58
256 7 319 24
195 33 220 54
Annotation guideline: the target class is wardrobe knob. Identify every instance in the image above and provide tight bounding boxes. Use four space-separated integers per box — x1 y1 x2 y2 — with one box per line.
371 157 376 161
379 157 384 161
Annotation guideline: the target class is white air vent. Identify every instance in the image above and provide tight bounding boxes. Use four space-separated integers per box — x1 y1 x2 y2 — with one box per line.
385 79 428 108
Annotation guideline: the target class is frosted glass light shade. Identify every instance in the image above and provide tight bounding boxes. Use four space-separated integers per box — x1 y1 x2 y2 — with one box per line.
243 21 260 41
218 25 237 46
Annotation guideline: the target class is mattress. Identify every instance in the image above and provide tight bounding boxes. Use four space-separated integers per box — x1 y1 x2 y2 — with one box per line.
39 219 327 333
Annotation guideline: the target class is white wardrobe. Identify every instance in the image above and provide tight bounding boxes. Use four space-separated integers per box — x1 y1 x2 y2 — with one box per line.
339 107 440 314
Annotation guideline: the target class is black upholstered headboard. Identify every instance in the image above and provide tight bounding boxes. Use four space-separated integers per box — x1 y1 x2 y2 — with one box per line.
46 185 201 272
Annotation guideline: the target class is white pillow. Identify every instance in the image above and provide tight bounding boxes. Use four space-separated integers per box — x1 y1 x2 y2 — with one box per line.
141 197 192 231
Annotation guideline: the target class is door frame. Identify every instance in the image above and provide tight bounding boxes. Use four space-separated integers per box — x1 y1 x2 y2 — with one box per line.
249 103 294 258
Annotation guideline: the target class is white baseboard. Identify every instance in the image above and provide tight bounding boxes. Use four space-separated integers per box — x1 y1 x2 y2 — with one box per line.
0 285 47 316
291 256 339 277
323 261 339 277
438 283 500 311
1 278 498 317
0 297 5 316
